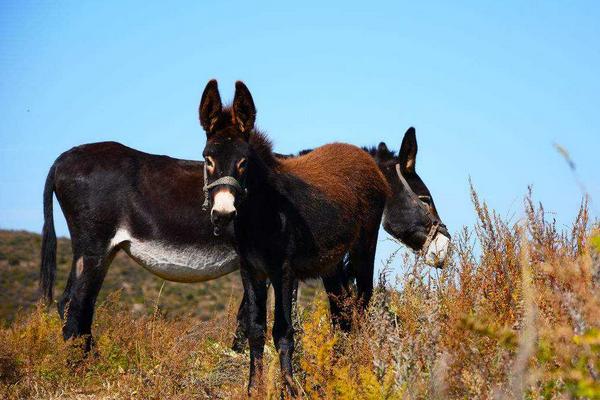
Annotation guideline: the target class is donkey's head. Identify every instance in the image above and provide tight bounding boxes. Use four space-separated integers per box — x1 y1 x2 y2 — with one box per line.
199 80 256 234
375 128 450 267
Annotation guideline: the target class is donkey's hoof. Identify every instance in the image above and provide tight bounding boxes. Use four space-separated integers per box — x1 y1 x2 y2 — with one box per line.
283 374 299 399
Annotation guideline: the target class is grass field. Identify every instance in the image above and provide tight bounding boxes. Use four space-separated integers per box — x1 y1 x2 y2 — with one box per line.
1 189 599 399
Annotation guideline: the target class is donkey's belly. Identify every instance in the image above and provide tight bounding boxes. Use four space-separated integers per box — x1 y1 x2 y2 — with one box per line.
112 230 240 282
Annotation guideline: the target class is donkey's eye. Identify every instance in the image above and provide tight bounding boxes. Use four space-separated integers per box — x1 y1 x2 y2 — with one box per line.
237 158 248 171
205 157 214 168
419 195 432 205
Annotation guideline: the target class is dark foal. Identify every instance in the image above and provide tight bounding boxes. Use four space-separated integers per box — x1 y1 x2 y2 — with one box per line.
200 80 392 395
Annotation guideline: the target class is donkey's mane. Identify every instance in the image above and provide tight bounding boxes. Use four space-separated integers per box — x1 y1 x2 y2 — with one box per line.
287 145 397 161
248 130 277 167
362 146 396 160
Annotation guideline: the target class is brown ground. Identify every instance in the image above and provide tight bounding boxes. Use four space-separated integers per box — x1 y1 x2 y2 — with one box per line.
1 190 599 399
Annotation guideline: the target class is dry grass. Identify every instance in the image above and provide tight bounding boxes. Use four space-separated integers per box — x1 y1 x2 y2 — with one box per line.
1 189 600 399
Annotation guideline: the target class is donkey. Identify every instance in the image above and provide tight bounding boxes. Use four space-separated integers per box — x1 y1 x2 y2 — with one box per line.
40 99 449 359
369 130 450 264
301 129 450 266
230 129 451 349
199 79 435 395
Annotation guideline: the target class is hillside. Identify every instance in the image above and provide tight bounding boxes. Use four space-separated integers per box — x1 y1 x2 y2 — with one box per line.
0 230 242 323
0 230 318 324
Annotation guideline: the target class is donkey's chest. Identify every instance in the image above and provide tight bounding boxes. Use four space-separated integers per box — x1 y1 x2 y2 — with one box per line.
241 238 345 280
121 237 239 283
236 212 352 279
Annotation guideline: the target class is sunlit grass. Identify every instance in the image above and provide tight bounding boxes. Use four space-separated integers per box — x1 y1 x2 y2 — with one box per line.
1 190 599 399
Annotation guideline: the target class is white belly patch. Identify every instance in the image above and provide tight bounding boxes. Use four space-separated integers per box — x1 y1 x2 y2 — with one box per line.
110 228 239 282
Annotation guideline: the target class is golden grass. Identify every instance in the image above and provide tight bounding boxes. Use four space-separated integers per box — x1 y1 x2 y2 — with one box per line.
1 189 599 399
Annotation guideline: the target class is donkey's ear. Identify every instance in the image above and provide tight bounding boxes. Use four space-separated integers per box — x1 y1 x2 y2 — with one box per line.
399 127 417 173
199 79 223 136
232 81 256 136
377 142 390 157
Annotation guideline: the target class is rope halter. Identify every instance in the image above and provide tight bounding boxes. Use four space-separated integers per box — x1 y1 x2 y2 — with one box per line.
394 163 443 258
202 161 247 211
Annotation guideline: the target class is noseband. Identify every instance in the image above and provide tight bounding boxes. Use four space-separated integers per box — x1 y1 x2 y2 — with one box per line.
202 162 247 211
394 163 442 257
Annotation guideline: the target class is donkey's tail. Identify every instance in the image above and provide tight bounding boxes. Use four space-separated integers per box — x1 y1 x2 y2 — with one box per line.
40 163 57 304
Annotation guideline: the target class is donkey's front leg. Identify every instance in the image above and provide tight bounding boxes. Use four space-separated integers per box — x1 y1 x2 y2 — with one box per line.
272 265 299 398
232 280 292 353
239 265 268 394
231 291 248 353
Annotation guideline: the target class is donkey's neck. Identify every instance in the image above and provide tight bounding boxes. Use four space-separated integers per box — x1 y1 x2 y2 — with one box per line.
248 130 278 168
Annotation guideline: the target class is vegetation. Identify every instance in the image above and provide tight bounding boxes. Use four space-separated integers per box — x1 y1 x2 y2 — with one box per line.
0 229 245 324
1 189 599 399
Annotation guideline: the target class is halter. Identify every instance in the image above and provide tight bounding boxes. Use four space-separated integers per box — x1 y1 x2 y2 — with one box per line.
202 162 247 211
394 163 442 257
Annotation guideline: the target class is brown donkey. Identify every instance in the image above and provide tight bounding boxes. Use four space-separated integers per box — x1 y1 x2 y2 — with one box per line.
200 80 391 395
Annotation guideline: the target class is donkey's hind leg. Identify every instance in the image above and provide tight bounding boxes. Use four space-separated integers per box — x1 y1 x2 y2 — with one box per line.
322 260 353 332
351 226 380 311
58 245 113 353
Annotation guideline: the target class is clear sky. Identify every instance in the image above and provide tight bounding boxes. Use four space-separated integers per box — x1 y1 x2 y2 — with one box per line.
1 1 599 271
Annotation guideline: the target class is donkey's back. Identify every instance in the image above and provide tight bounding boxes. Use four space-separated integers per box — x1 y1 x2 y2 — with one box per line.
277 142 391 275
41 142 238 304
53 141 217 245
280 142 390 209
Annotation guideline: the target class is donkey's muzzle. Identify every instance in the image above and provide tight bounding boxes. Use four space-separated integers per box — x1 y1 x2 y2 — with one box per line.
211 209 236 236
425 232 451 268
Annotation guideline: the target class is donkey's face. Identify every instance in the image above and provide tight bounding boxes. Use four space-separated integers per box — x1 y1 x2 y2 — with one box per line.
376 128 450 267
199 80 256 234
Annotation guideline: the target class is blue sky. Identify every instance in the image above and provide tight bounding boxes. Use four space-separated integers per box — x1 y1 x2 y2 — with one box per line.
1 1 599 270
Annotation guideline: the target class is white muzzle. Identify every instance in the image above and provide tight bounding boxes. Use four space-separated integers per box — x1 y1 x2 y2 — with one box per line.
211 189 236 216
424 233 450 265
